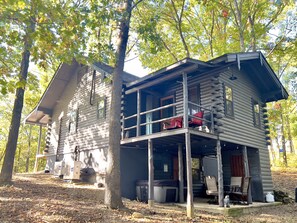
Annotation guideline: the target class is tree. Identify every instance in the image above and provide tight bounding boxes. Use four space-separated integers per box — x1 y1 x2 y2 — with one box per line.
133 0 292 71
0 0 98 183
0 1 36 183
105 0 144 209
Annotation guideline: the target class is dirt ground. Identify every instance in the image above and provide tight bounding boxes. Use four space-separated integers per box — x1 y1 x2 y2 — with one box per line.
0 169 296 223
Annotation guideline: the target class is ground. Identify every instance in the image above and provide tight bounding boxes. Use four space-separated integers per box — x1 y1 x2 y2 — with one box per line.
0 169 296 223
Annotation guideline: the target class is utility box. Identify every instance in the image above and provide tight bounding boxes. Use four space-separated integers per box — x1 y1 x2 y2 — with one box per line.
53 161 66 177
64 161 82 180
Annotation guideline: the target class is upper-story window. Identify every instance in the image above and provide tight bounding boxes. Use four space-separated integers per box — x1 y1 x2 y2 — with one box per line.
252 99 260 127
68 109 79 133
97 97 106 120
188 85 201 115
224 85 234 117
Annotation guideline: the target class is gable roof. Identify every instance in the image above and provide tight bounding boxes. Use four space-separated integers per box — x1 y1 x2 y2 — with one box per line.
25 60 138 125
209 52 289 102
125 52 288 102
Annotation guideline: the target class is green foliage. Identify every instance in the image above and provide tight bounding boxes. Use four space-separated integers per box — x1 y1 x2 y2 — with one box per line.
132 0 294 71
273 153 297 168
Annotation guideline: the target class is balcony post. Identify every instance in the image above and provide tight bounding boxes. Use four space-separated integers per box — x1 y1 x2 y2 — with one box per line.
182 72 189 128
178 143 184 203
137 89 141 137
243 145 252 204
216 138 224 207
148 138 154 207
34 124 42 172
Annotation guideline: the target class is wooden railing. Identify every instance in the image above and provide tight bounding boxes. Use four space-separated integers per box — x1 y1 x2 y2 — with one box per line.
121 101 214 139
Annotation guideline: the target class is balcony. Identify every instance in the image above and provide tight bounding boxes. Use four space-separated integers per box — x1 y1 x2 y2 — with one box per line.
121 101 215 143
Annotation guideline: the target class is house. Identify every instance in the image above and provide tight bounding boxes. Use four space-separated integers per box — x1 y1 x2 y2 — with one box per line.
25 52 288 214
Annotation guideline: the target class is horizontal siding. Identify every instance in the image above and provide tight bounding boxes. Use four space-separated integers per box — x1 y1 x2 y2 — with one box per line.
49 66 111 173
219 67 267 148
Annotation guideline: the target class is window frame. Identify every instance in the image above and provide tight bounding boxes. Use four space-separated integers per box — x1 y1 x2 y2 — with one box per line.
224 84 234 117
97 97 106 120
68 108 79 133
252 98 261 128
188 85 201 115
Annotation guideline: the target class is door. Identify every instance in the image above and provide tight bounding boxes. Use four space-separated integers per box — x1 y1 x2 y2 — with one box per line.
231 155 245 177
146 95 153 135
160 95 175 130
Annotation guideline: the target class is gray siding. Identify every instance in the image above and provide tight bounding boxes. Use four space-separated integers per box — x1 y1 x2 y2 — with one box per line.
48 66 111 174
219 66 272 199
219 67 266 148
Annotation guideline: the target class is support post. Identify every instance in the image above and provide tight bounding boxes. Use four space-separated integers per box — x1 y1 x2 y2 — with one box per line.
148 139 154 207
243 145 252 204
137 90 141 137
178 143 184 203
185 132 193 218
182 72 189 128
34 125 42 172
25 125 32 172
216 138 224 207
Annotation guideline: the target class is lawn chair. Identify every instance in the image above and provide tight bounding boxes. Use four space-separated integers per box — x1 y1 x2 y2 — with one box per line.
163 117 183 130
229 176 251 205
226 176 242 194
188 111 204 127
205 176 218 203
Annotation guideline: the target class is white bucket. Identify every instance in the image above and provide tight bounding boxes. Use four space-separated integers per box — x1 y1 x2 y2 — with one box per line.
266 192 275 203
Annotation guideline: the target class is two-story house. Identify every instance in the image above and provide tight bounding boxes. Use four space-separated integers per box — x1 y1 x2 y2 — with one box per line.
25 52 288 214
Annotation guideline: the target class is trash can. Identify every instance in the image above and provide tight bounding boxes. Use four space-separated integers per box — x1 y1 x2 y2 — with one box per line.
136 180 178 203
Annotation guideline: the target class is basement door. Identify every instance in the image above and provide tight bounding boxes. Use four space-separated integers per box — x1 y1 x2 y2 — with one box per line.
230 155 245 177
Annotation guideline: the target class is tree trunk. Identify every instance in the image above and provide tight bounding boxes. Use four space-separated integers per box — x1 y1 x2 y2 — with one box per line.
286 115 295 154
280 111 287 167
0 19 35 184
104 0 132 209
233 0 245 51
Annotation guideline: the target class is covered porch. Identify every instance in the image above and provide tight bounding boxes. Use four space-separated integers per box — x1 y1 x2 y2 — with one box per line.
120 129 256 218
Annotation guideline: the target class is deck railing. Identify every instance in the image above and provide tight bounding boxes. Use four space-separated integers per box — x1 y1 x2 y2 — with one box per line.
121 101 214 140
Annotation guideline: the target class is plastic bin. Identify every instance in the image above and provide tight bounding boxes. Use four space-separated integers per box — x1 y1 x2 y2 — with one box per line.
136 180 178 203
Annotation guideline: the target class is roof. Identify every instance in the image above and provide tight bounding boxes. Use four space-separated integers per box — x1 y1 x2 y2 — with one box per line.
125 52 288 102
25 60 138 125
209 52 289 101
126 58 214 90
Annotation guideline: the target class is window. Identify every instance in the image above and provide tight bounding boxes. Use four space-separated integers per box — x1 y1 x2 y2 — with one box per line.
252 99 260 127
97 98 106 120
224 85 234 117
68 109 79 133
188 85 201 115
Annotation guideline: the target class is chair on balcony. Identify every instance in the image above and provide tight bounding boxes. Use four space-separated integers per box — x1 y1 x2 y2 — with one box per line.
188 111 204 127
163 117 183 130
229 176 251 205
205 176 218 203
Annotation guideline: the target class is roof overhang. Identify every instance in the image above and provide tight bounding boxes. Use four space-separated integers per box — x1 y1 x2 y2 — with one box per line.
210 52 289 102
125 58 215 94
25 60 138 125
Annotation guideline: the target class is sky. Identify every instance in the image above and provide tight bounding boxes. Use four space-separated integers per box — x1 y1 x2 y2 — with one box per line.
123 54 149 77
